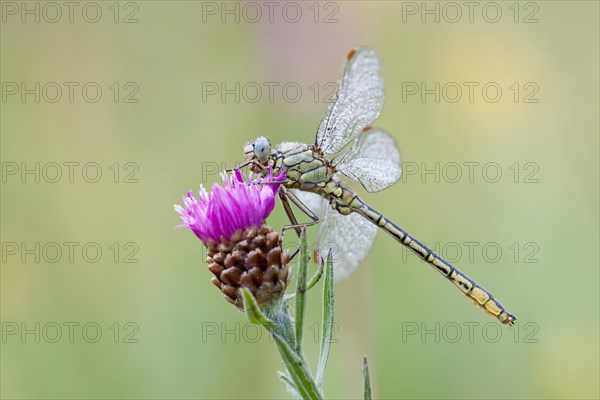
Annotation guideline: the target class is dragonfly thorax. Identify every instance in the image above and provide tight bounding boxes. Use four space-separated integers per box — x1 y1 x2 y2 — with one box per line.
268 141 337 194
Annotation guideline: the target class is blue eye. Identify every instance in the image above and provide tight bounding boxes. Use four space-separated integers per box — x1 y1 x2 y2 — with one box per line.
254 136 271 160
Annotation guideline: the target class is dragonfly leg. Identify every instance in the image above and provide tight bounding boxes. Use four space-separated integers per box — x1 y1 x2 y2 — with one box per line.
280 187 320 237
278 197 314 262
278 193 304 262
260 180 288 185
224 160 252 174
279 191 303 239
278 187 321 262
281 187 320 221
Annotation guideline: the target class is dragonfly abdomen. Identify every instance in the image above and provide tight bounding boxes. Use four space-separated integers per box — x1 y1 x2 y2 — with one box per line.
343 192 517 325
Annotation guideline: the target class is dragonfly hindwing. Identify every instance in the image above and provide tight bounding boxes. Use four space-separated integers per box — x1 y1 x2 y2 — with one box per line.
290 190 378 282
335 127 402 192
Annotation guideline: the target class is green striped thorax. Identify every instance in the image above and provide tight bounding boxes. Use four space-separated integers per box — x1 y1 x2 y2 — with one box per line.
244 136 337 196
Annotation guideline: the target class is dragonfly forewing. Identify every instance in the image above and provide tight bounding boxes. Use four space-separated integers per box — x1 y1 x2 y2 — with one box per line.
317 47 384 155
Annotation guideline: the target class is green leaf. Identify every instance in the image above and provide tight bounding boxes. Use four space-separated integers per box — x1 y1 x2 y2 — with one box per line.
315 250 334 390
277 371 297 390
277 371 301 400
273 333 322 400
241 288 276 331
363 356 372 400
294 228 309 354
283 293 296 302
306 259 324 291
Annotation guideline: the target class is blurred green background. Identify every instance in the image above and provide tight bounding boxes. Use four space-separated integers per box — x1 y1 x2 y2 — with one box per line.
1 1 598 399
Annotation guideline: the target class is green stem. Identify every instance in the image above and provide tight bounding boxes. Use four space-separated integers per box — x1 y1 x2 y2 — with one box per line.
263 298 296 350
295 228 309 355
240 235 328 400
263 299 322 400
273 333 322 400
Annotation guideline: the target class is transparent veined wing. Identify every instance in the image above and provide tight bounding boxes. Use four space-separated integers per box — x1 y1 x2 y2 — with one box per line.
316 47 384 155
289 190 378 282
288 189 326 219
334 126 402 193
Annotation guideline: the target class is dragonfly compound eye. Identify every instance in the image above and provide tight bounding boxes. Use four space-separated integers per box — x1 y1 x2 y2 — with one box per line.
253 136 271 161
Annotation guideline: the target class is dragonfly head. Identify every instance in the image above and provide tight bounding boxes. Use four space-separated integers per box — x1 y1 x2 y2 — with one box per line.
244 136 272 169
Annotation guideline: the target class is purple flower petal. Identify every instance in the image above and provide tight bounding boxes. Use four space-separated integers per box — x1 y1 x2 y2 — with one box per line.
174 168 284 244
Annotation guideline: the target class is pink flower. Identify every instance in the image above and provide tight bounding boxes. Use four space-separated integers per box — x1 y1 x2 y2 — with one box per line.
175 168 283 244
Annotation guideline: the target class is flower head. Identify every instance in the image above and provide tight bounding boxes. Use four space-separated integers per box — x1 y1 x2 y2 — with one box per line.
175 168 283 244
175 168 290 308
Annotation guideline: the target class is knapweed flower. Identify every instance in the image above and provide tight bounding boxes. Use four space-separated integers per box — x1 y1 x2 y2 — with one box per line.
175 168 290 309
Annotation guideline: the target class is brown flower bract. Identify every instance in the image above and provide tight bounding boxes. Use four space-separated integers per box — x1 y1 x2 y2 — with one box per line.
206 225 290 309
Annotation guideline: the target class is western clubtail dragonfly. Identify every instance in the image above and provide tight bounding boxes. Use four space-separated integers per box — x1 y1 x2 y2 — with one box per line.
242 47 516 325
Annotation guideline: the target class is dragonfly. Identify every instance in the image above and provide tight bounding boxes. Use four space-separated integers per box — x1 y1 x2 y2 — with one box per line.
241 47 516 325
